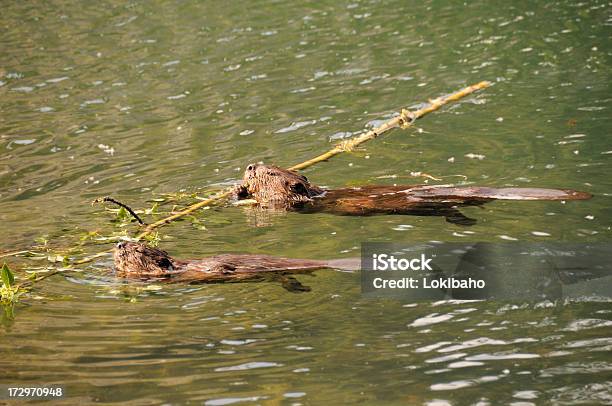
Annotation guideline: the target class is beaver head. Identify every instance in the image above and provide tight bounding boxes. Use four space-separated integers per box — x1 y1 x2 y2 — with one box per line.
113 241 177 277
241 163 324 207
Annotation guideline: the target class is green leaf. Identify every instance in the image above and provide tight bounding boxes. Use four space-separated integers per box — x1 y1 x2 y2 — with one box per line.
1 263 14 288
116 206 129 221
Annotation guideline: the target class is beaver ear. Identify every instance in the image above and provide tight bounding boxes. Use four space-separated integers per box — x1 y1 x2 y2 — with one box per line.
289 181 309 196
157 257 173 270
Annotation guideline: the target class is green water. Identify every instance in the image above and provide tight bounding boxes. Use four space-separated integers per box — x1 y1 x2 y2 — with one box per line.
1 0 611 404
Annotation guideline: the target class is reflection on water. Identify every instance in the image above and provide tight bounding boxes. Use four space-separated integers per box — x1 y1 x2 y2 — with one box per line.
0 0 610 403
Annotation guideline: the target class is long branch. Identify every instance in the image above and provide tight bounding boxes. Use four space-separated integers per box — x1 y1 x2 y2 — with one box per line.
290 81 490 170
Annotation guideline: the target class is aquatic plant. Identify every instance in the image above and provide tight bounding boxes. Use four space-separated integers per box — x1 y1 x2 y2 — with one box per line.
1 263 24 304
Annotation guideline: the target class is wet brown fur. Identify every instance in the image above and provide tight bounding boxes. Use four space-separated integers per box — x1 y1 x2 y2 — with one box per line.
235 164 592 225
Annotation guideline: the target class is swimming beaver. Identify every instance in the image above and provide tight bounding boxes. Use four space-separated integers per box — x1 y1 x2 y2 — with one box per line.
113 241 358 290
234 164 592 225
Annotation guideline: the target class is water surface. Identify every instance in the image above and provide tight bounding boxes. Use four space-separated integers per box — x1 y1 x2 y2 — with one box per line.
1 0 611 404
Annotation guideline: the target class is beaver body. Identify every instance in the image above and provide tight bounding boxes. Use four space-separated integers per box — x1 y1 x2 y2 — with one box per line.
235 164 592 225
113 242 356 289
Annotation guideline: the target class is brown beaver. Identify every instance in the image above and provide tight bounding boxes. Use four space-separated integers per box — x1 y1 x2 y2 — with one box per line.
113 241 357 291
234 164 592 225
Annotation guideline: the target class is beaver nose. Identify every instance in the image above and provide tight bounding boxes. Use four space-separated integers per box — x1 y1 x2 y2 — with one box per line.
116 241 126 249
246 163 256 171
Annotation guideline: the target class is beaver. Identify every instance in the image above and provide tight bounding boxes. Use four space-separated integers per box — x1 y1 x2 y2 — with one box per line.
113 241 358 291
234 164 592 225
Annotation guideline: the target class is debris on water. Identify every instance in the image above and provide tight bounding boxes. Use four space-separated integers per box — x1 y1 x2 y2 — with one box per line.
465 153 486 160
98 144 115 155
223 64 241 72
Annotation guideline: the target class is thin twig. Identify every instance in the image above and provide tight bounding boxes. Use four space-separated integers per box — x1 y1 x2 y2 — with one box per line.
136 190 230 240
17 268 76 289
93 196 145 225
0 250 30 259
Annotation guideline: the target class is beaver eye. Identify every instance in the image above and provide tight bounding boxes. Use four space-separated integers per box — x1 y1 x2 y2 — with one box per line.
116 241 126 249
246 164 255 171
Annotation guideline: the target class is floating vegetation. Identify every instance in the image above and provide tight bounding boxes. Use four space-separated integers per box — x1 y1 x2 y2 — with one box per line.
1 263 19 304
